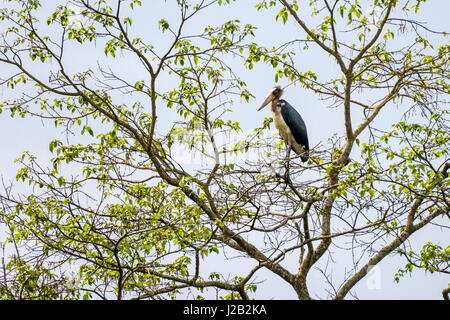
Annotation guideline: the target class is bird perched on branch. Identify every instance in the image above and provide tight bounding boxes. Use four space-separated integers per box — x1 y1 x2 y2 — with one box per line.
258 85 309 178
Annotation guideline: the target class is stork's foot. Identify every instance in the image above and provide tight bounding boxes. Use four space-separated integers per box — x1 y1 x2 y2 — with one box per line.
285 172 292 184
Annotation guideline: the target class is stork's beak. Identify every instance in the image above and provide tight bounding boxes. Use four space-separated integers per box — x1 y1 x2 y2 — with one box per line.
258 93 273 111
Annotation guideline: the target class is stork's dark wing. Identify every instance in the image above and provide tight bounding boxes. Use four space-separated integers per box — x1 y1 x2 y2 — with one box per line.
280 99 309 154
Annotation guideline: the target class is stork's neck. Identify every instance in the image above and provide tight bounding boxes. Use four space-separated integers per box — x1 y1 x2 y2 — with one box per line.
270 97 280 112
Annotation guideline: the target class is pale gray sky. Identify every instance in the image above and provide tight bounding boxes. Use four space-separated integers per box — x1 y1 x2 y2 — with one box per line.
0 0 448 299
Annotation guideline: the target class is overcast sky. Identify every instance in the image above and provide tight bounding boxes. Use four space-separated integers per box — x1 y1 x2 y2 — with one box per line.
0 0 448 299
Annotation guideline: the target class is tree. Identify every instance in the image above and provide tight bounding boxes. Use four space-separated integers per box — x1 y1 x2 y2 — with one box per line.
0 0 448 300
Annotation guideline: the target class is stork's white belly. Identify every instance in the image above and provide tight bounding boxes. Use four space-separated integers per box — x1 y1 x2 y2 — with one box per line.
272 109 305 154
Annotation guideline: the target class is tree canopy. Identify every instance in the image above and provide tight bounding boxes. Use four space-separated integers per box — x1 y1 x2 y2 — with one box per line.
0 0 448 300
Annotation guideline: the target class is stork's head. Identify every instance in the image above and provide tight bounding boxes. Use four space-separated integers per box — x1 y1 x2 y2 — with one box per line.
258 85 283 111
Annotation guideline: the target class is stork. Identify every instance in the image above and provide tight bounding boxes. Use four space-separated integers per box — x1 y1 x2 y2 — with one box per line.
258 86 309 177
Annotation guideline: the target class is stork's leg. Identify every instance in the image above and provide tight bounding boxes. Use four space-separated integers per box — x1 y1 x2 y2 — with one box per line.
285 144 292 184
